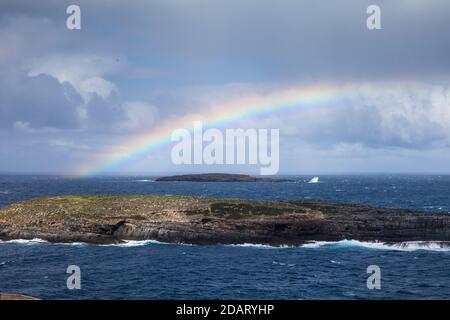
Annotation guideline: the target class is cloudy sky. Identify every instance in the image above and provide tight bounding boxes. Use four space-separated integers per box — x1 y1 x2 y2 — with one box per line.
1 0 450 174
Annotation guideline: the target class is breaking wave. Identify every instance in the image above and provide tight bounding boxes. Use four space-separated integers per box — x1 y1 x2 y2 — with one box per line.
0 238 48 245
0 238 449 251
102 240 165 247
101 240 194 247
308 177 320 184
225 241 449 251
225 243 293 249
301 240 450 251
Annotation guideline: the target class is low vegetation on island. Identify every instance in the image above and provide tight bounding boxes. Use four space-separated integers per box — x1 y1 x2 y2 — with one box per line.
0 195 449 246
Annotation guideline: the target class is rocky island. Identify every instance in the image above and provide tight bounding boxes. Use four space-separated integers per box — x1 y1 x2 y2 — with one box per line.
155 173 293 182
0 195 449 246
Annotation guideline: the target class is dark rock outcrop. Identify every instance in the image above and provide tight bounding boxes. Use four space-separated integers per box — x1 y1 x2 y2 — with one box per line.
0 293 40 300
155 173 293 182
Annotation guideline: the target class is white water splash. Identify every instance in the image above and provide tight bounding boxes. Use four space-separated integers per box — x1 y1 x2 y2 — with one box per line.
1 238 449 251
101 239 193 247
114 240 163 247
308 177 319 183
59 242 88 246
0 238 48 245
301 240 450 252
226 243 293 249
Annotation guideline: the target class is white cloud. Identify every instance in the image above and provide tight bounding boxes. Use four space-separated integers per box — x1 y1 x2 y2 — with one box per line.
272 82 450 150
79 77 116 100
122 101 158 131
28 54 120 102
13 121 31 132
49 139 89 150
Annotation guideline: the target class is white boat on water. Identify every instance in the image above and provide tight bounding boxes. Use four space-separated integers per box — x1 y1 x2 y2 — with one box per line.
308 177 319 183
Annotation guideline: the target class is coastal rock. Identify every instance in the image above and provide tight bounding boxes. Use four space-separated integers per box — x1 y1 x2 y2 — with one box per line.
0 293 40 300
0 195 449 246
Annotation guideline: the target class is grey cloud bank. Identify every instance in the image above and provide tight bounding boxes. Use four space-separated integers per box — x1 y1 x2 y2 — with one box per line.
1 0 450 173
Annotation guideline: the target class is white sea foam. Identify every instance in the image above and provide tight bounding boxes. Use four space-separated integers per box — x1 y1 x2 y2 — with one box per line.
114 240 164 247
134 179 154 182
0 238 48 245
272 261 295 267
225 243 292 249
308 177 319 184
227 243 276 249
226 240 450 251
0 238 165 247
101 239 194 247
301 240 450 251
1 238 448 251
58 242 88 246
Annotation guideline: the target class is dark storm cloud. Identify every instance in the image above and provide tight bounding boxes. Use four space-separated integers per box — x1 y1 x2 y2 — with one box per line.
1 0 450 173
2 0 450 82
0 73 81 129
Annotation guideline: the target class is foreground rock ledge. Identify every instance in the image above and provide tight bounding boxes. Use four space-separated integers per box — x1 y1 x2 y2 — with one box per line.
0 195 449 246
0 293 40 300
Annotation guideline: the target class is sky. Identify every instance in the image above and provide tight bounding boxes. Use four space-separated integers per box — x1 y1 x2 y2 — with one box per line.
1 0 450 175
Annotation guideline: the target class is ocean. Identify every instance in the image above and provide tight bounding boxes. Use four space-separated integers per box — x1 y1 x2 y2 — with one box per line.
0 174 449 299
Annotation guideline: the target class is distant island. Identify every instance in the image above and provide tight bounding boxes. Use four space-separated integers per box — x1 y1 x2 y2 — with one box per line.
156 173 293 182
1 195 449 246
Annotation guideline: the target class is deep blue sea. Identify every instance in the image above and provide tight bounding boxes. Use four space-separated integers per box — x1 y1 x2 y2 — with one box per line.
0 174 449 300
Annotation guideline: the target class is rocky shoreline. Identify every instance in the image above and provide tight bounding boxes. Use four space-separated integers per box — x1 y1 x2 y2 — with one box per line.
0 195 449 246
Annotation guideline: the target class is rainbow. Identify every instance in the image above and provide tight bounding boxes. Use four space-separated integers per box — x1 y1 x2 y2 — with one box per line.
75 83 353 176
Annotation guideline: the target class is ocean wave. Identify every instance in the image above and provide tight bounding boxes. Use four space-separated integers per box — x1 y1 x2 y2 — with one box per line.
0 238 164 247
308 177 320 184
0 238 190 247
134 179 155 183
101 240 164 247
58 242 88 246
0 190 10 194
0 238 48 245
100 239 194 247
225 243 293 249
272 261 296 267
301 240 450 251
226 243 279 249
1 238 449 251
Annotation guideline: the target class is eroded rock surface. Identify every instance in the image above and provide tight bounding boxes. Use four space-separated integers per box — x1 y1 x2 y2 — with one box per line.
0 195 449 245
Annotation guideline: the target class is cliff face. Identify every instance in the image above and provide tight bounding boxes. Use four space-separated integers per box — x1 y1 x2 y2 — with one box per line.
115 202 450 245
0 195 449 245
